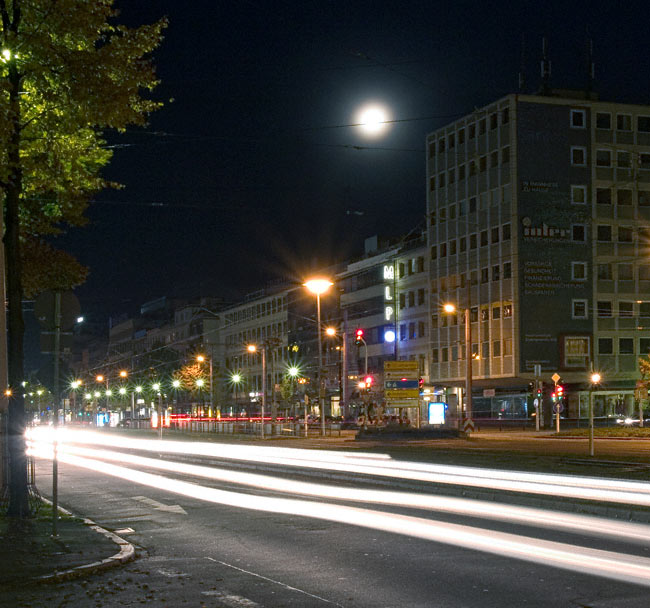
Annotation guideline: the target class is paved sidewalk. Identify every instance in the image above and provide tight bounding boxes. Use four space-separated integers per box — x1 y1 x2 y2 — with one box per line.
0 501 134 590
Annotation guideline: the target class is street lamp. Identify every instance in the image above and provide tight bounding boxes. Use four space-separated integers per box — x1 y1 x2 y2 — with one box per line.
231 373 242 414
304 277 333 437
589 372 601 457
325 325 348 419
197 354 214 414
247 344 266 438
69 380 81 424
443 302 473 431
152 382 163 439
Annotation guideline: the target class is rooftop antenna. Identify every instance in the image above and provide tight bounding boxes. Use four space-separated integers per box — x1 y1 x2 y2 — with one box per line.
518 33 527 92
540 37 551 95
585 34 595 97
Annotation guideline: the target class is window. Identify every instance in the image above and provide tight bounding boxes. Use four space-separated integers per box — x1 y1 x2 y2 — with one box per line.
596 112 611 129
641 303 650 317
480 230 488 246
438 138 445 152
492 340 501 357
430 245 437 260
439 242 447 257
469 160 477 176
503 304 513 318
596 225 612 241
503 262 512 279
408 291 415 307
619 338 634 355
596 149 612 167
459 236 467 252
617 151 631 168
470 233 477 249
639 190 650 206
479 118 486 134
439 207 446 221
449 239 457 255
572 300 588 319
469 123 476 139
469 196 477 213
449 133 455 148
571 146 586 166
502 223 511 240
570 109 586 128
503 338 512 356
458 128 465 144
493 305 501 319
501 107 509 124
598 338 613 354
482 341 490 360
597 263 612 280
417 256 424 272
449 204 456 219
597 301 612 317
470 307 478 323
639 116 650 133
490 113 498 130
481 308 489 322
572 224 586 242
439 172 446 187
618 263 633 281
618 226 633 242
596 187 612 204
491 226 500 243
481 267 489 283
409 322 416 339
572 262 587 281
432 348 439 363
502 146 510 164
492 265 500 281
399 293 405 309
617 114 632 131
479 156 487 172
571 185 586 204
418 288 425 305
458 164 466 180
619 301 634 317
490 150 498 168
400 324 407 341
641 154 650 168
617 189 632 205
641 338 650 355
640 265 650 281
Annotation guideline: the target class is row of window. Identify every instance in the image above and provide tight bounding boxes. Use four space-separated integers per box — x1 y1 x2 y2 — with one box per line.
570 108 650 132
568 223 650 243
225 297 288 326
224 322 288 347
397 256 425 277
433 338 513 363
598 337 650 355
429 108 510 156
430 186 512 224
571 185 650 206
432 302 513 327
571 146 650 168
433 263 513 292
398 288 426 309
571 299 650 319
398 321 427 341
431 224 511 260
429 147 511 190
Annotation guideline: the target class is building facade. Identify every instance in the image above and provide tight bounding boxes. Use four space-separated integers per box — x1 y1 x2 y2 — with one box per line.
427 91 650 422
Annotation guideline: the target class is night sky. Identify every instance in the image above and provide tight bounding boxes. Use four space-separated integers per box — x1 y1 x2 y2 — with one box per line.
57 0 650 318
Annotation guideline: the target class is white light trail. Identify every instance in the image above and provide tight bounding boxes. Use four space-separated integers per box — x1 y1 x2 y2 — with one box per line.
45 443 650 546
30 445 650 589
27 428 650 506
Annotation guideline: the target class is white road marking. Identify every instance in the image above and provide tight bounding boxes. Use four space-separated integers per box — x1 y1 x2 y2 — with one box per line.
131 495 187 514
205 557 345 606
200 590 261 606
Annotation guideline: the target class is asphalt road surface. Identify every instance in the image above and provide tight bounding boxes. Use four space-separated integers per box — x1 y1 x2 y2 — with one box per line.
8 428 650 607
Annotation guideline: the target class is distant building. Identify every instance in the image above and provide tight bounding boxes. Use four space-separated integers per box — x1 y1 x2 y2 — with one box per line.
427 90 650 423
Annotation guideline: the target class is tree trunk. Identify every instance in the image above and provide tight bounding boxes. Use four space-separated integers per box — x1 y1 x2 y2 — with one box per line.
4 37 29 517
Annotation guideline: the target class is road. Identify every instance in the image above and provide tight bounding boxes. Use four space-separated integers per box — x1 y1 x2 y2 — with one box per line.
10 428 650 607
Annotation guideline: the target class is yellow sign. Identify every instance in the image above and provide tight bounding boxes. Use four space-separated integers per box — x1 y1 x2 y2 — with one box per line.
385 389 420 399
384 361 419 371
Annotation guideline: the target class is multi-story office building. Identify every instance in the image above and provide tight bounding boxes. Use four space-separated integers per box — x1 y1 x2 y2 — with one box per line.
427 90 650 421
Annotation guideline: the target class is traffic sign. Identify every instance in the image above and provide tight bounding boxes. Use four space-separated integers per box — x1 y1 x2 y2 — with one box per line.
462 418 475 432
34 290 80 331
385 379 419 389
552 372 561 384
552 403 564 414
385 389 419 399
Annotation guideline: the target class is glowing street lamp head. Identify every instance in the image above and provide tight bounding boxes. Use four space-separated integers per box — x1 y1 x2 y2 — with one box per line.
152 383 160 392
247 344 257 353
591 373 601 384
196 379 205 388
135 386 142 393
119 387 127 395
232 373 242 383
304 278 333 296
172 379 181 388
325 327 336 337
119 370 128 378
196 355 205 363
356 104 390 137
443 303 456 314
95 374 104 383
288 366 300 378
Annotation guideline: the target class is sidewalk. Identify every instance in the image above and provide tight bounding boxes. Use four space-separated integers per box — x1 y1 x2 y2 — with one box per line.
0 500 134 589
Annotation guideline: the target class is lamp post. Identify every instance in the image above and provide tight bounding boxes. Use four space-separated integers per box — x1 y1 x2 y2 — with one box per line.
589 372 601 457
231 373 242 416
304 277 333 438
69 380 81 424
152 382 163 439
196 354 214 414
443 302 473 431
247 344 266 438
325 326 347 419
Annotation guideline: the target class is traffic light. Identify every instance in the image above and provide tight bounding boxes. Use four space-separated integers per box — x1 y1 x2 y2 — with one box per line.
536 384 542 400
557 385 564 402
355 328 365 345
527 381 535 394
418 377 424 389
364 375 373 392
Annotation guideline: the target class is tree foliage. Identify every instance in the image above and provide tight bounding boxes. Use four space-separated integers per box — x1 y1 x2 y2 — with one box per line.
0 0 166 517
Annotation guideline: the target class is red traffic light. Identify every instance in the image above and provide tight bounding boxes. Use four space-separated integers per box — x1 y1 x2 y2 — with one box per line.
364 375 373 386
355 328 365 345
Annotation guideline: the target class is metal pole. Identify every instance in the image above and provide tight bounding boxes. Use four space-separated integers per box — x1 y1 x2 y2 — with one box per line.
317 294 325 437
52 291 61 536
261 347 266 439
589 385 595 457
341 313 348 418
158 392 163 440
464 306 472 424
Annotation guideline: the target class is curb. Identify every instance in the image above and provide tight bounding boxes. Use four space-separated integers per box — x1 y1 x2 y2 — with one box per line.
35 499 136 584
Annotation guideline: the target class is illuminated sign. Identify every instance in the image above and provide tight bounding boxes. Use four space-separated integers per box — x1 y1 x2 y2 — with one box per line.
385 306 394 321
384 262 396 336
428 402 446 425
383 265 394 280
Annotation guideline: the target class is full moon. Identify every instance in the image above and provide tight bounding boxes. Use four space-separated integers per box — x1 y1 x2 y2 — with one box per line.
356 104 390 136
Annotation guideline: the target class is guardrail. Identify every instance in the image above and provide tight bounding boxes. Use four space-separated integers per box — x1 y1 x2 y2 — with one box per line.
165 419 342 437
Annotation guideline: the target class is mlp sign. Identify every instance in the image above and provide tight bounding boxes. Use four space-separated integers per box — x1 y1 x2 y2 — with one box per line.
384 360 419 404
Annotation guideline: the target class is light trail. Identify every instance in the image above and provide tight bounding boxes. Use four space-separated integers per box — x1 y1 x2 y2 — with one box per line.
46 442 650 546
29 444 650 589
27 428 650 506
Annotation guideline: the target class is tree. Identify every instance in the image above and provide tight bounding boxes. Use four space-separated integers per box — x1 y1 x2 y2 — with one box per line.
0 1 166 517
